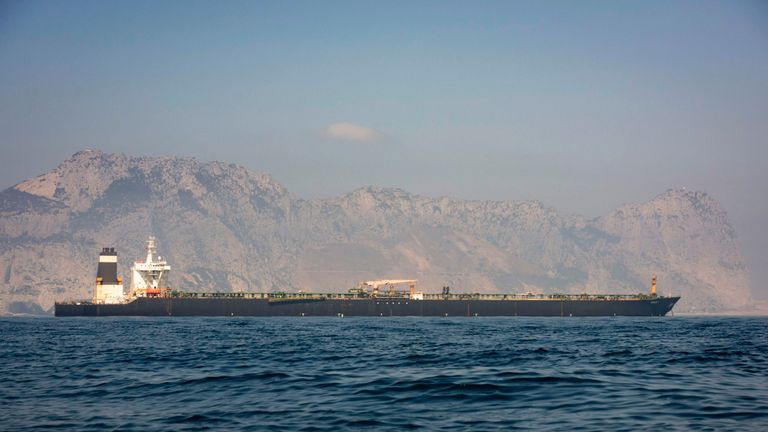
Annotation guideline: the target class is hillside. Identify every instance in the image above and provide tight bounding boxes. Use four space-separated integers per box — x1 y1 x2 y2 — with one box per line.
0 150 752 314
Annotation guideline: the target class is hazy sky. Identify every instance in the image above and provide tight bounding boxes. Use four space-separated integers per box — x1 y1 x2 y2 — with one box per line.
1 1 767 296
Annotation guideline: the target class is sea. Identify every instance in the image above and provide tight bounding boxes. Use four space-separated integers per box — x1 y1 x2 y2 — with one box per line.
1 316 766 431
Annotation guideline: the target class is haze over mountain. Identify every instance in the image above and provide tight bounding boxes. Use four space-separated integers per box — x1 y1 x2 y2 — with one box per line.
0 150 753 315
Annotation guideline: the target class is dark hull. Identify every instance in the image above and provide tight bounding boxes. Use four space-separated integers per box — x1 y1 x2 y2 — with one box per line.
55 296 680 317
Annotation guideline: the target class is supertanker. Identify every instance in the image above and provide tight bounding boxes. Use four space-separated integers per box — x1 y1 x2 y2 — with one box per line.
55 238 680 317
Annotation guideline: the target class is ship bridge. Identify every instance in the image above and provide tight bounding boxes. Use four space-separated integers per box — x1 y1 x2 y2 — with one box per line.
129 236 171 298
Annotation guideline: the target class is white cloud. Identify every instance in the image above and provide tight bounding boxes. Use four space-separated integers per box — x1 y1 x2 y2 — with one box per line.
323 122 380 142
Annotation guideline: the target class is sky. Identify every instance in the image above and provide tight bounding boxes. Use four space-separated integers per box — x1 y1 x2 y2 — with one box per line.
1 0 767 297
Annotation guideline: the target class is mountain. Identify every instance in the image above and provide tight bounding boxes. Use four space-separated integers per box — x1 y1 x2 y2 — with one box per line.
0 150 752 314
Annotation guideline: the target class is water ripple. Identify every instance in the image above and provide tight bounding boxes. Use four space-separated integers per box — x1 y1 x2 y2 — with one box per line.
1 316 767 431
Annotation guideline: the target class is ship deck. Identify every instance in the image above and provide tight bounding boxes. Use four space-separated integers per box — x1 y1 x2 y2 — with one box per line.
165 291 665 301
56 291 670 306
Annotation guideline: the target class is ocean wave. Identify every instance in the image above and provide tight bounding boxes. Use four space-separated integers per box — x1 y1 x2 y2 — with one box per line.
1 316 767 431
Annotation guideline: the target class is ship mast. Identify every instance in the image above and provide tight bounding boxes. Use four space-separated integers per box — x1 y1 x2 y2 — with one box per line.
146 236 156 264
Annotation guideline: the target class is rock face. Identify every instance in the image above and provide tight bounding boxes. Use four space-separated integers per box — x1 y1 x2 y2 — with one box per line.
0 150 752 314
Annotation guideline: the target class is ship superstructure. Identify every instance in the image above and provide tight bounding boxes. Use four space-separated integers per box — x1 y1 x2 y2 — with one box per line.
129 236 171 299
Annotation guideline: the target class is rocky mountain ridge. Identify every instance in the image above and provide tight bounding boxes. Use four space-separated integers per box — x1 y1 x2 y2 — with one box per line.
0 150 752 314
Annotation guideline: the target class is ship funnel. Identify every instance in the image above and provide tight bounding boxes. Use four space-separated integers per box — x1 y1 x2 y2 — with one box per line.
651 275 657 296
94 247 125 304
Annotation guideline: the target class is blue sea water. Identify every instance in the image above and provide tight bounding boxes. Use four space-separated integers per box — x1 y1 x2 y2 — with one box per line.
1 317 767 431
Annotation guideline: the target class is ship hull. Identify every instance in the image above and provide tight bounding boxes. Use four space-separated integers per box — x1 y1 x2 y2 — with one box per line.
55 296 680 317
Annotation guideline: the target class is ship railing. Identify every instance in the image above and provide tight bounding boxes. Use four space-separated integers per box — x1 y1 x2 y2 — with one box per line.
164 291 660 301
171 291 369 300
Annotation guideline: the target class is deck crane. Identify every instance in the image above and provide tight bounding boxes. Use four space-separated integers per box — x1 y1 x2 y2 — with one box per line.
353 279 418 297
